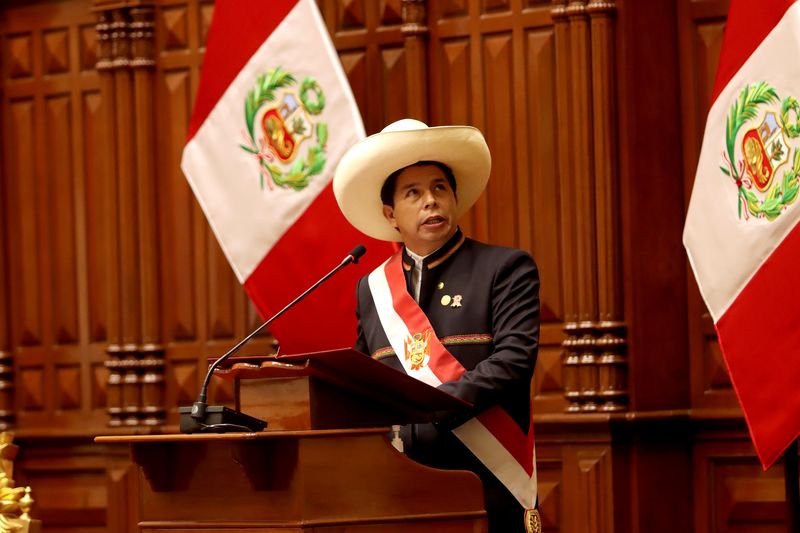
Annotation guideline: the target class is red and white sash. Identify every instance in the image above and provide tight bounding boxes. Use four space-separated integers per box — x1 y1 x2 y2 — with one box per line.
367 251 537 509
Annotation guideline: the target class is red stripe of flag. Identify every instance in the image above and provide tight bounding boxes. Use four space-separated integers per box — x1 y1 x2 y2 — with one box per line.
244 185 393 354
710 0 797 104
716 220 800 468
187 0 299 140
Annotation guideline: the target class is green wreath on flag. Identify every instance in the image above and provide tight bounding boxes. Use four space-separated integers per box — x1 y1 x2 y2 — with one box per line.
239 67 328 191
722 81 800 220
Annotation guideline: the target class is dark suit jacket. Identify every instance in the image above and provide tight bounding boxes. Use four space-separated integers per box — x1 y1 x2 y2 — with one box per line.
354 228 540 438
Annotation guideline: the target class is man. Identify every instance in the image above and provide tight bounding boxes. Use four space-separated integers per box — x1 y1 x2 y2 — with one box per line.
333 119 541 533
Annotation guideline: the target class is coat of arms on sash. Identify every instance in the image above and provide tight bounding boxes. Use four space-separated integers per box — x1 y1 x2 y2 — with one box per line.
404 330 432 370
722 82 800 221
239 66 328 192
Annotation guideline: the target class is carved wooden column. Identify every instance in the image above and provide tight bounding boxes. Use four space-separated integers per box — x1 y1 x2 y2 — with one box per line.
111 7 144 427
97 2 163 427
556 0 628 413
96 10 125 427
588 0 627 411
130 6 164 426
552 0 582 412
567 0 600 412
402 0 428 122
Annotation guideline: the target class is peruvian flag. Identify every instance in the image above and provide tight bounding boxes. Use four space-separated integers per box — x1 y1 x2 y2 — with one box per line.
684 0 800 468
181 0 393 354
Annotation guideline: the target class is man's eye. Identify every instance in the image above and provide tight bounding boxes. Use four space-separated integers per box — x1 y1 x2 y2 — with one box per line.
406 189 418 197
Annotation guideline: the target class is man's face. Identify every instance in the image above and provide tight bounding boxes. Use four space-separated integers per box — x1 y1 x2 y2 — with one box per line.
382 164 458 255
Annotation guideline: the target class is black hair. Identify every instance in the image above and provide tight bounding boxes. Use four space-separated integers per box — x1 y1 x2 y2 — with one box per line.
380 161 457 207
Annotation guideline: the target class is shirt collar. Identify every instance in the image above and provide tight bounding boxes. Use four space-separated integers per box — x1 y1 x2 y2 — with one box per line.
401 228 465 271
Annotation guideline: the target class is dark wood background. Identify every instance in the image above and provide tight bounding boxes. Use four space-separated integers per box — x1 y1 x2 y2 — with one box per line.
0 0 785 531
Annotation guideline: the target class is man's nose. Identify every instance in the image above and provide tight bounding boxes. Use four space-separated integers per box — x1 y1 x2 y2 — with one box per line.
423 189 438 208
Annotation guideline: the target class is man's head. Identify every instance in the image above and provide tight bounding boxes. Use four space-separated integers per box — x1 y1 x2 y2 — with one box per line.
380 162 459 255
333 119 491 242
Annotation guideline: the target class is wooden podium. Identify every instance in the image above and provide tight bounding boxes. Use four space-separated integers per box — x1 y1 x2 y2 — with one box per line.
97 349 488 532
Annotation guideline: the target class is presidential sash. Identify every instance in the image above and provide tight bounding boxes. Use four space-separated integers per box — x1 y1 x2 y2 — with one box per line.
367 250 538 510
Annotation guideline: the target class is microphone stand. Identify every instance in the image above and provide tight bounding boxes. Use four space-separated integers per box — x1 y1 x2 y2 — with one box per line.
179 245 366 433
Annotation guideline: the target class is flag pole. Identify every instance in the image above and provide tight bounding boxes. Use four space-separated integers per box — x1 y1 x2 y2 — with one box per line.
785 438 799 532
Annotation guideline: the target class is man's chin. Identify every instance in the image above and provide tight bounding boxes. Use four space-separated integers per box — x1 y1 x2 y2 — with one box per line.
418 225 454 244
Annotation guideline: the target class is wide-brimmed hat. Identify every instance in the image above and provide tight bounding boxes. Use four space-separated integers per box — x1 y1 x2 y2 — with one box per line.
333 119 491 242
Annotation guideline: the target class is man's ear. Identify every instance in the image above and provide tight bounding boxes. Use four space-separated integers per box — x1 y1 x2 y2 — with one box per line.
382 205 398 229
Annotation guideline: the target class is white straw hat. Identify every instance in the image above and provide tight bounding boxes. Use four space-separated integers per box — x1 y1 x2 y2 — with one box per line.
333 119 491 242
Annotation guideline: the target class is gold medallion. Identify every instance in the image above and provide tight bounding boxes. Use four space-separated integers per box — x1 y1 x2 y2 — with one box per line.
440 295 452 306
437 282 445 290
524 508 542 533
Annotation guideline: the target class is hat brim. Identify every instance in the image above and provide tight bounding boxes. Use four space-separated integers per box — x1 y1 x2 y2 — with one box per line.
333 126 491 242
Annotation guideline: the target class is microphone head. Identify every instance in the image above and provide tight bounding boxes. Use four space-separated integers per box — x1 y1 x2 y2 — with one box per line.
349 244 367 263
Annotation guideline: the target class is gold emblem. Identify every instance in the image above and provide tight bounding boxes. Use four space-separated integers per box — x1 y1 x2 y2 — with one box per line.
451 295 463 308
440 295 452 306
524 508 542 533
437 282 445 290
404 330 432 370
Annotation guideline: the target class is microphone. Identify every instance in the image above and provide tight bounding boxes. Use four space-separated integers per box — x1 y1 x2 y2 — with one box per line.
179 245 367 433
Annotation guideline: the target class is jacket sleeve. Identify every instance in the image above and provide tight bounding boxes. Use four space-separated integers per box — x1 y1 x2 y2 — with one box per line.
437 250 540 414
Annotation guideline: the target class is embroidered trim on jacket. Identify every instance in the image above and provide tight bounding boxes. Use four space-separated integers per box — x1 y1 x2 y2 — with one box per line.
370 333 494 359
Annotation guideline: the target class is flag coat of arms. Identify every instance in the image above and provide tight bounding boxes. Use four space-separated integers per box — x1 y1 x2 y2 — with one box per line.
181 0 393 353
684 0 800 468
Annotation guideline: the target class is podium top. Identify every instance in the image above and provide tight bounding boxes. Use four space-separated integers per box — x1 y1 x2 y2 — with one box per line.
214 348 471 417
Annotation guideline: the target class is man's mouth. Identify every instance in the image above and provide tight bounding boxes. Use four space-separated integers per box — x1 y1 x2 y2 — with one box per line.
421 215 447 227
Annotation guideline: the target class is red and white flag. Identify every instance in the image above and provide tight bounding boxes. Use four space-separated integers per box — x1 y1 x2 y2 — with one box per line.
684 0 800 468
182 0 393 353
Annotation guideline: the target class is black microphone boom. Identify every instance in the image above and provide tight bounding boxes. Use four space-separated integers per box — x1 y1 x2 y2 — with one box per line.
179 245 367 433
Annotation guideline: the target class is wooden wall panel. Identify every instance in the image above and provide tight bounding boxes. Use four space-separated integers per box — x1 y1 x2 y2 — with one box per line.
6 97 42 347
693 438 786 533
82 90 110 343
677 0 735 412
15 440 136 533
483 33 518 247
380 45 409 123
1 0 111 434
157 67 197 342
525 28 562 321
45 94 80 344
325 0 405 134
536 455 563 532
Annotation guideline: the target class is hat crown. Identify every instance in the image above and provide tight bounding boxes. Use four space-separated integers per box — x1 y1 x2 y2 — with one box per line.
380 118 428 134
